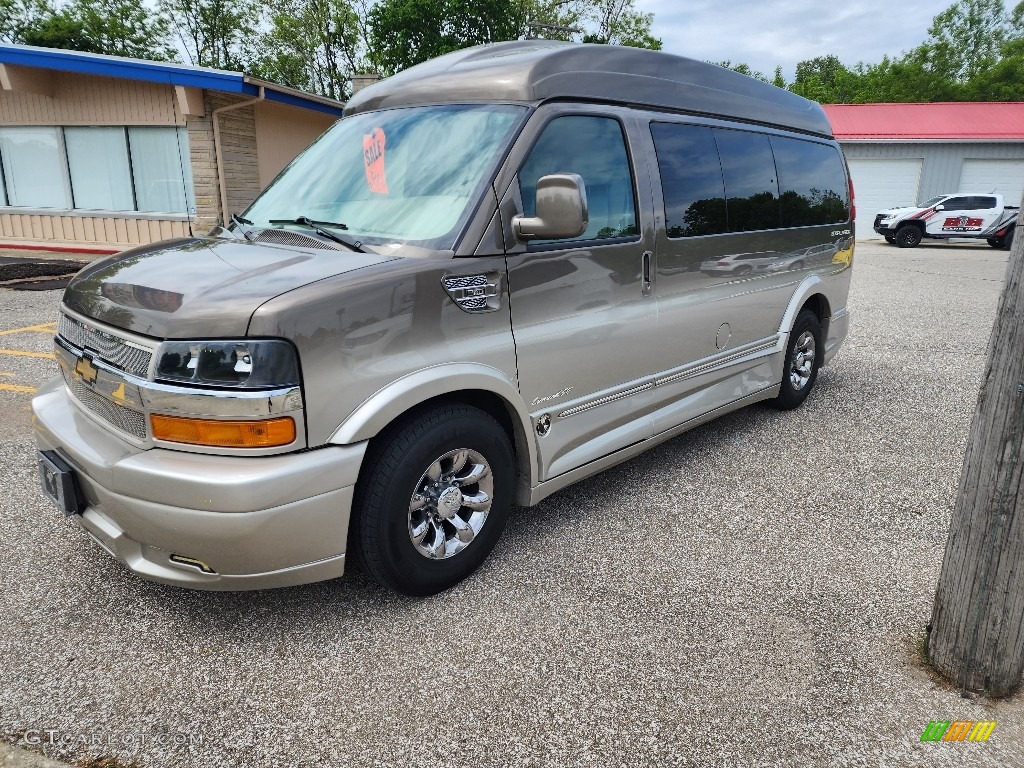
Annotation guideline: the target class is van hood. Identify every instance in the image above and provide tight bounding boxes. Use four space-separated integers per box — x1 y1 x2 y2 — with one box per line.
63 236 394 339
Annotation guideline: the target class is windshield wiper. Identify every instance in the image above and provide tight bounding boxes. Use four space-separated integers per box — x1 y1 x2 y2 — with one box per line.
229 213 255 241
269 216 365 253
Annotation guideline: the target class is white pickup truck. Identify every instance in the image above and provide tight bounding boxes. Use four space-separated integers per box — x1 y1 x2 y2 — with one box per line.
873 193 1019 249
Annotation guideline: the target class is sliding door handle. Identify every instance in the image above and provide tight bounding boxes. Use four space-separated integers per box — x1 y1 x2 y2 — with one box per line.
641 250 653 296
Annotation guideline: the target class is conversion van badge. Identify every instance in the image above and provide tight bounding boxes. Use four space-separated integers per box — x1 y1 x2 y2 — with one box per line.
363 128 388 195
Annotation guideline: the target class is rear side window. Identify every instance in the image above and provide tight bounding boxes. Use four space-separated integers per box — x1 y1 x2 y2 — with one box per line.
969 196 997 209
770 136 850 226
712 129 780 232
518 115 637 242
653 122 851 237
649 123 727 237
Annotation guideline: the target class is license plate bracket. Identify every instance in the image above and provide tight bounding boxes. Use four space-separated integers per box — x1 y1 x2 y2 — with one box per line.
37 450 83 516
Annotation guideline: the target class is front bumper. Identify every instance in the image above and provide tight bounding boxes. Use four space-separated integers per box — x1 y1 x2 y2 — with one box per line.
32 377 367 590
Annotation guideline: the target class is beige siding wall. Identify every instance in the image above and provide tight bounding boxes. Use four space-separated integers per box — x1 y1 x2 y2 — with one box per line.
186 97 221 235
0 72 182 126
185 92 264 234
0 69 341 248
211 93 261 220
254 101 336 188
0 212 190 248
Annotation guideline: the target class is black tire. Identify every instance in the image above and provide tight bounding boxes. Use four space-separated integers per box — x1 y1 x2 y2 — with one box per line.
771 308 822 411
789 260 804 271
734 265 753 276
895 224 922 248
352 403 514 596
884 234 897 244
987 237 1003 248
1004 226 1016 251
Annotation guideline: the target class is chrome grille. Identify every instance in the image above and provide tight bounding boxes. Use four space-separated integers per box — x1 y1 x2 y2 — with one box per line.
57 314 152 378
61 368 147 440
441 273 499 313
253 229 341 250
442 275 487 290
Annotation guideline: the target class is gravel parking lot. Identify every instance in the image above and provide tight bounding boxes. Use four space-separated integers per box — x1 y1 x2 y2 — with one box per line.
1 240 1022 767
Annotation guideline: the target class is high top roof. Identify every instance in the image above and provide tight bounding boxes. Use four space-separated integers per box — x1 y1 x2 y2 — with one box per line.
345 41 833 138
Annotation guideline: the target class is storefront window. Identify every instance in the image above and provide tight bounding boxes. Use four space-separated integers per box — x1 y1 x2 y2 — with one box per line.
0 125 193 215
0 127 70 209
65 127 134 211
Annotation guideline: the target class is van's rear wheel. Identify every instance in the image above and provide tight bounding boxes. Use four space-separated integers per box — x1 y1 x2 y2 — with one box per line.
895 225 922 248
771 309 821 411
352 404 513 596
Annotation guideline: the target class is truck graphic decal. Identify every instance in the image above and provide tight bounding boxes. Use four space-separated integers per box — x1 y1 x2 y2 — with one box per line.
941 216 983 232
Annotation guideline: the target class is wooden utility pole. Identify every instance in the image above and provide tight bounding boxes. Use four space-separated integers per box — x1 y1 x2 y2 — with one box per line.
928 200 1024 697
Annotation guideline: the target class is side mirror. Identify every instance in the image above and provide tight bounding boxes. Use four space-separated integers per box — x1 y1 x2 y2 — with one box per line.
513 173 588 241
934 204 945 211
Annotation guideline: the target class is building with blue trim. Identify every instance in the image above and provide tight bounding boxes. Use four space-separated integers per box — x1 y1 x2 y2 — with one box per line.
0 44 344 252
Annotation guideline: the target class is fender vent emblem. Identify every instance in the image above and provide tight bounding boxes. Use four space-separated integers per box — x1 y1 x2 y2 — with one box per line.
442 273 500 313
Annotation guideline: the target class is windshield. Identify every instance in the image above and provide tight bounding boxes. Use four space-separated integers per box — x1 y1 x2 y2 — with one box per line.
244 104 527 250
920 196 946 207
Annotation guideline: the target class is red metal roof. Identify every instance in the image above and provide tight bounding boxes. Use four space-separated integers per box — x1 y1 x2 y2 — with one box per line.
821 102 1024 141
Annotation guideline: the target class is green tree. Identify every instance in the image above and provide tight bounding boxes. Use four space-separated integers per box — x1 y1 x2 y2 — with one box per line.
925 0 1012 81
581 0 660 48
848 51 962 102
161 0 257 70
712 60 770 83
0 0 53 43
250 0 366 99
964 35 1024 98
18 9 99 51
368 0 531 75
367 0 659 76
23 0 176 59
791 55 858 102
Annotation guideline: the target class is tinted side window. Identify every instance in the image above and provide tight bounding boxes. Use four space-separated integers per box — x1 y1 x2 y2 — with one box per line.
770 136 850 226
519 115 637 242
971 196 997 209
650 123 727 238
712 129 780 232
943 197 970 210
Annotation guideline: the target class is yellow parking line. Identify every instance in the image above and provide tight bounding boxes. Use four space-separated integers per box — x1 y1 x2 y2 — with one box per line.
0 322 57 337
0 348 55 359
0 383 36 393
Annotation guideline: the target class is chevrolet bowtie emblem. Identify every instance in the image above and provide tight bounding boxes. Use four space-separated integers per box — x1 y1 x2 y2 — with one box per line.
74 354 98 385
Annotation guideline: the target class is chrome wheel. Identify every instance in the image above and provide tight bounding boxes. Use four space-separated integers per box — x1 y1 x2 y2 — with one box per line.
788 331 816 390
408 448 493 560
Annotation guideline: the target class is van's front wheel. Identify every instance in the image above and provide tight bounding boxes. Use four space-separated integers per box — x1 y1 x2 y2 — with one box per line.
352 404 514 596
771 309 821 411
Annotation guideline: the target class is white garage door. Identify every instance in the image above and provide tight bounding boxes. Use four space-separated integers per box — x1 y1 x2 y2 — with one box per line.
847 158 923 239
959 160 1024 207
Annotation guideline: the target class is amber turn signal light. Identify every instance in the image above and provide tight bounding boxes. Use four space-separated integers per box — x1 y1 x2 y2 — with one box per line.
150 415 296 448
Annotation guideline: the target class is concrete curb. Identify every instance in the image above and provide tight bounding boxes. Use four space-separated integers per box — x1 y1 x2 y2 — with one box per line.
0 744 70 768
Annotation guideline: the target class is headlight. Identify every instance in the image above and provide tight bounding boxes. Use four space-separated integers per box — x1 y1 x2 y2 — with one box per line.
155 339 300 389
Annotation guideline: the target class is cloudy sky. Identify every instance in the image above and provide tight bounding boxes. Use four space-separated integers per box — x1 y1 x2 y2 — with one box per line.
637 0 956 80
